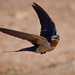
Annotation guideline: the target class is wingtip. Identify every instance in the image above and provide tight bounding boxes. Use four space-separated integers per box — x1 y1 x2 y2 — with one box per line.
33 2 36 5
0 28 9 33
0 28 4 31
32 2 39 7
32 2 36 7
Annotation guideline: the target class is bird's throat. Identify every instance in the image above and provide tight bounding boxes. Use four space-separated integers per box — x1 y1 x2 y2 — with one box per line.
51 40 58 47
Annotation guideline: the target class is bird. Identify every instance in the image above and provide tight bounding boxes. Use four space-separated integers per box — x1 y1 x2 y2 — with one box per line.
0 2 60 54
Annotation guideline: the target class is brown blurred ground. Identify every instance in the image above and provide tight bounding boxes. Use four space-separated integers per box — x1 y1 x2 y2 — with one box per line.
0 0 75 75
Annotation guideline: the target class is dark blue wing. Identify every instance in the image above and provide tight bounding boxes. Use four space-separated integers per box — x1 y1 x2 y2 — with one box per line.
32 2 56 41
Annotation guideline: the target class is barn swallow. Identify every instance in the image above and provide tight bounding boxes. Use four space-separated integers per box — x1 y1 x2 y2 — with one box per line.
0 2 60 54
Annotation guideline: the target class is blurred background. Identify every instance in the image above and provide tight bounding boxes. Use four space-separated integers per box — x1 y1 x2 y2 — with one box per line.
0 0 75 75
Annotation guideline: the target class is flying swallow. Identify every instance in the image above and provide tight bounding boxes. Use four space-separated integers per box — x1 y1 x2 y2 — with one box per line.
0 2 60 54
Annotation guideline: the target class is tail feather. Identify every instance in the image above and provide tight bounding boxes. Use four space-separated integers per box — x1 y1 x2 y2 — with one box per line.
3 46 39 53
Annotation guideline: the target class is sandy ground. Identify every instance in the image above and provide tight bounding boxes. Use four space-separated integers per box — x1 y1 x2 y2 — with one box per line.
0 0 75 75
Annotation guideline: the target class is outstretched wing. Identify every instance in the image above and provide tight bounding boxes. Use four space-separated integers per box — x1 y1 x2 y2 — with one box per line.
0 28 48 45
32 2 56 41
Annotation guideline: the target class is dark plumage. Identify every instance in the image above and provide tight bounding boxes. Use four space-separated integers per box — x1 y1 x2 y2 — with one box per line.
32 3 56 41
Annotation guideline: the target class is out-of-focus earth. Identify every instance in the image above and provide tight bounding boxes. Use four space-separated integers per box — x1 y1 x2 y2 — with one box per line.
0 0 75 75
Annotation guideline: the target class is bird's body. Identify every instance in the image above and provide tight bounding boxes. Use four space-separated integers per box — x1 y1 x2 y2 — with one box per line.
0 2 60 54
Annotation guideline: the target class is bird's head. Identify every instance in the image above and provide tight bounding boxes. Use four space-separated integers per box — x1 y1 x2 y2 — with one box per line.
51 35 60 47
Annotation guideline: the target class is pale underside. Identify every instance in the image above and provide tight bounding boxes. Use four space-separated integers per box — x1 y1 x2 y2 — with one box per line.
36 42 55 53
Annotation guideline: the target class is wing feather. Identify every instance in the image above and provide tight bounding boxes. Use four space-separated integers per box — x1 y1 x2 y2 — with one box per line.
0 28 47 45
32 2 56 41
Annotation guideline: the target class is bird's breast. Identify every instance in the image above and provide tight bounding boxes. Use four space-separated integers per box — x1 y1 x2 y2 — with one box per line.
36 42 54 53
51 40 59 47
